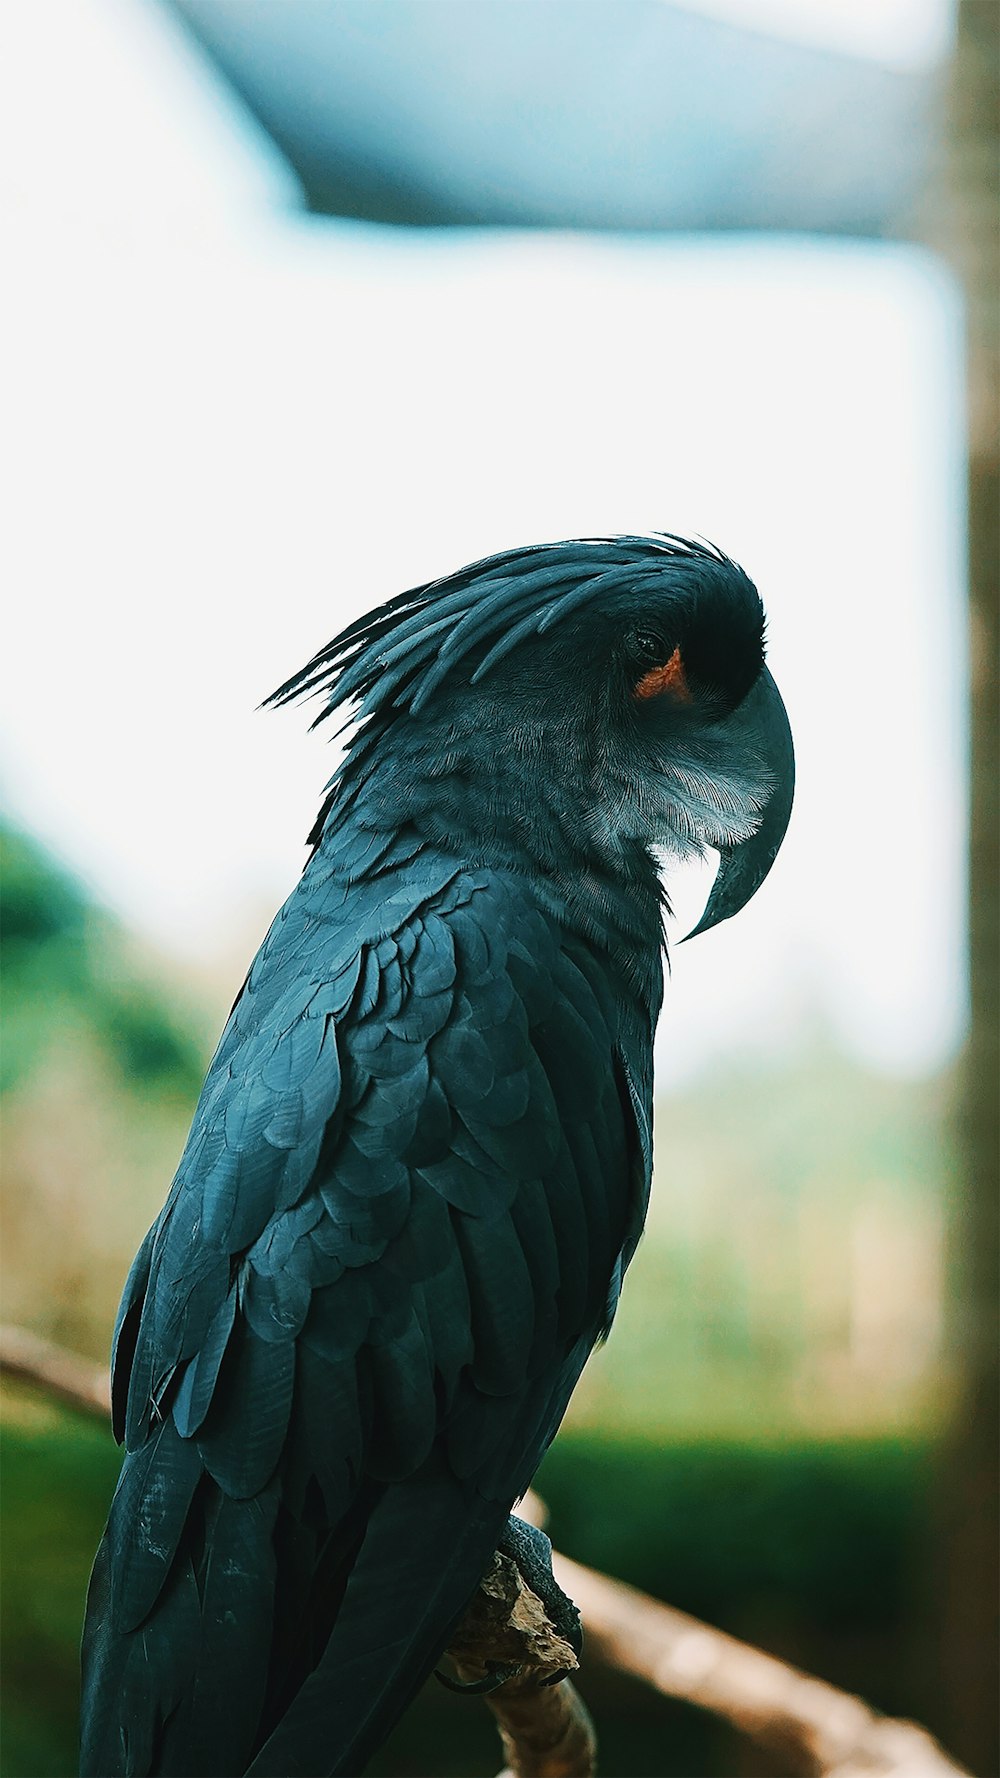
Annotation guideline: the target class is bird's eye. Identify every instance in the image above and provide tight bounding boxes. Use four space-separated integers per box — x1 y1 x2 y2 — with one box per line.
634 629 663 662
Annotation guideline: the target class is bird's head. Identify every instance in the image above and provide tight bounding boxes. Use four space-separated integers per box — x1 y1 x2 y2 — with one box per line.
269 535 794 937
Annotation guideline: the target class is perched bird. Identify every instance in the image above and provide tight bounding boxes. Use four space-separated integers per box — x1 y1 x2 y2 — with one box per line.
80 534 793 1778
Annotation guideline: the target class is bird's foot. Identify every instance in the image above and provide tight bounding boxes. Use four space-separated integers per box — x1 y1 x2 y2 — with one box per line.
438 1514 583 1696
496 1514 583 1681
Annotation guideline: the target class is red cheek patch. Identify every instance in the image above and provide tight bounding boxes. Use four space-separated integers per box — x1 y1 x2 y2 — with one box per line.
634 645 692 703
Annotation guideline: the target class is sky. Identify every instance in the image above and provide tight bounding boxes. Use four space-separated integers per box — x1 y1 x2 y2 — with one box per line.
1 0 967 1086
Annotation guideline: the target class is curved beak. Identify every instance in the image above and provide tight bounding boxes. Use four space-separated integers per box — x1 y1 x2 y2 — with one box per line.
683 666 795 940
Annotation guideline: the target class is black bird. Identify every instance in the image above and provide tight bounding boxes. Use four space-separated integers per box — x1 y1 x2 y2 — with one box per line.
80 534 793 1778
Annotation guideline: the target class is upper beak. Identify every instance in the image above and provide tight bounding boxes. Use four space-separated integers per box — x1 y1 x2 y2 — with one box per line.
683 666 795 940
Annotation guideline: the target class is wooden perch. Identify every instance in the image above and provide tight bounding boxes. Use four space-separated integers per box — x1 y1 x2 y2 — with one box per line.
551 1550 968 1778
1 1327 970 1778
446 1549 597 1778
0 1323 110 1419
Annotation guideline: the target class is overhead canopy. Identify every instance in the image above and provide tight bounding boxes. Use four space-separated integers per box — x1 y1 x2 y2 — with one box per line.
169 0 937 235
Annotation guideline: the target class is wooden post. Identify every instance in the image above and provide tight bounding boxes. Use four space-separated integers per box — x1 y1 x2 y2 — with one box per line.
935 6 1000 1772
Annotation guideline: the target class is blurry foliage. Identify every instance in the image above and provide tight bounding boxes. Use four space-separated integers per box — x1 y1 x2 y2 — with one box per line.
1 823 206 1098
1 822 214 1357
0 1385 119 1778
537 1435 930 1653
571 1053 952 1443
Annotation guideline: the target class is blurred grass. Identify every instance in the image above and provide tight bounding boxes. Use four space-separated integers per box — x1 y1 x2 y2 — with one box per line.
539 1433 929 1635
1 1376 936 1778
1 1383 122 1778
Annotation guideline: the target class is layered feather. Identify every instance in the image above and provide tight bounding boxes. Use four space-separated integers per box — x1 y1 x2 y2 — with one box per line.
81 832 655 1777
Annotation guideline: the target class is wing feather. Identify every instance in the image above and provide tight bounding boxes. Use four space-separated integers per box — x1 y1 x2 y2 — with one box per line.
82 847 652 1778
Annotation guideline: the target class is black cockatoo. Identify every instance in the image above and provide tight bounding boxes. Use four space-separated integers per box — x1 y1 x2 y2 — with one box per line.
80 534 793 1778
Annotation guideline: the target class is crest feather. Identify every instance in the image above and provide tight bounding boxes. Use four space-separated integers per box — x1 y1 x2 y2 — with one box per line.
266 533 734 730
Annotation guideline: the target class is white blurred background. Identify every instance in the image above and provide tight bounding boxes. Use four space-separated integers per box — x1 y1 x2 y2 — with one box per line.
0 0 966 1087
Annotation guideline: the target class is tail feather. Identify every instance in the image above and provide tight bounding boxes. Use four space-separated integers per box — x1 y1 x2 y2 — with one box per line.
80 1469 281 1778
80 1535 202 1778
82 1447 506 1778
246 1458 508 1778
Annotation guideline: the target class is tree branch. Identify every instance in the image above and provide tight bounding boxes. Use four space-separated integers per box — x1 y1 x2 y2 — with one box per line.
551 1550 967 1778
1 1327 969 1778
0 1323 110 1419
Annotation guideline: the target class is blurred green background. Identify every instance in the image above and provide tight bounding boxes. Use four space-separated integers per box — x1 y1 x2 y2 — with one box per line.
0 821 956 1776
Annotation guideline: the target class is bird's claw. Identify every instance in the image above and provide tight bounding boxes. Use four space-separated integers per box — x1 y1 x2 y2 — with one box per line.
434 1659 524 1695
538 1664 573 1688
